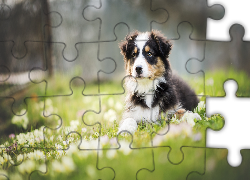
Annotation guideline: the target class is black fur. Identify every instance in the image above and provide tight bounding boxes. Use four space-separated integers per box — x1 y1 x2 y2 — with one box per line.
131 92 149 109
130 74 199 112
120 30 199 114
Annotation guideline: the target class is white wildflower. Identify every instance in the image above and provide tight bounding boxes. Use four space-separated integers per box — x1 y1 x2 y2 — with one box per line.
2 153 11 163
103 109 117 122
181 111 201 127
27 152 35 160
17 138 26 145
117 118 138 135
68 137 74 143
100 135 109 145
55 143 62 150
18 160 35 174
55 150 64 159
33 129 43 138
66 143 78 156
29 139 35 146
186 115 195 127
4 142 9 146
11 110 29 129
70 120 80 130
35 137 41 143
0 157 5 165
63 140 69 146
171 114 181 124
0 144 5 148
106 150 117 159
58 135 63 142
50 135 54 142
115 102 123 111
81 128 87 133
64 127 73 134
17 154 23 163
195 101 205 112
86 165 96 178
61 156 76 172
52 160 64 172
94 132 99 137
33 150 44 160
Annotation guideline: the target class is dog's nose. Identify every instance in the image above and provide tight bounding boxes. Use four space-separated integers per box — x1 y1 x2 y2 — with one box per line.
135 66 143 75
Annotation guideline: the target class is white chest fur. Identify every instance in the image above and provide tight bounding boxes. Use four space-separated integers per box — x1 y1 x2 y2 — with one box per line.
145 94 153 108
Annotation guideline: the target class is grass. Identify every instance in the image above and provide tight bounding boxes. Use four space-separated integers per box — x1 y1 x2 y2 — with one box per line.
0 69 250 180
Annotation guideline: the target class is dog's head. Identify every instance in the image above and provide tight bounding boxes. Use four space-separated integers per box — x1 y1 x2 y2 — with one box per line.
119 30 172 80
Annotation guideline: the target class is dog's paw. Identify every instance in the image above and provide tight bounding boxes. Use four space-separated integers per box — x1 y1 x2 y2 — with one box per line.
175 108 187 119
117 118 138 135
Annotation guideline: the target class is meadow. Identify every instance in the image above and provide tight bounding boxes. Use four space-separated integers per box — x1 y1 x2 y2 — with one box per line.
0 69 250 180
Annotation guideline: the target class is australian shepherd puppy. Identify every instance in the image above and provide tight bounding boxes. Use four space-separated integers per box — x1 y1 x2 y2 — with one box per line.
118 30 199 133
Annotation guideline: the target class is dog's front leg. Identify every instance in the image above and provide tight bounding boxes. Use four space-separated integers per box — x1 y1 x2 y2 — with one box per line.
117 118 138 135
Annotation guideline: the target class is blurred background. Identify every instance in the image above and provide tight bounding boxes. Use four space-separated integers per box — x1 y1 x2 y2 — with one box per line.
1 1 250 179
1 0 249 98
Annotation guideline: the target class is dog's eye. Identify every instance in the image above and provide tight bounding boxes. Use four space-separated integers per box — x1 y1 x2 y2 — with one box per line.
147 52 152 57
132 52 136 57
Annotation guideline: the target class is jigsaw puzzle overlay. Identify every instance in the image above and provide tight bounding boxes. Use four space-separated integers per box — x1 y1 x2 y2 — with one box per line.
0 0 250 179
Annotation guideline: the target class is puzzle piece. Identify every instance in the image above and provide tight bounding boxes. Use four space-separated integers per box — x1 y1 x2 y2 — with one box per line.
137 146 205 180
189 148 250 179
206 79 250 167
0 97 60 179
152 0 225 39
207 0 250 40
41 42 115 96
0 0 50 58
0 0 52 115
186 24 250 96
42 77 101 141
2 0 250 179
29 139 114 180
98 133 154 180
152 122 205 164
98 24 129 94
82 91 153 149
0 134 47 180
169 21 206 94
83 0 168 41
44 0 100 61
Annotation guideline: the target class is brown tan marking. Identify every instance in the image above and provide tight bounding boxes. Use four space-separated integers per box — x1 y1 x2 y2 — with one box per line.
145 45 150 52
148 57 165 80
125 59 133 75
134 46 138 54
175 108 186 119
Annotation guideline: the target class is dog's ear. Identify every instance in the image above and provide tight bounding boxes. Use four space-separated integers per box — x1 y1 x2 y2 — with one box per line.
119 31 139 59
150 30 172 58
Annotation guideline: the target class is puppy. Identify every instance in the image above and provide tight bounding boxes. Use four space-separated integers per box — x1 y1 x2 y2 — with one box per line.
118 30 199 133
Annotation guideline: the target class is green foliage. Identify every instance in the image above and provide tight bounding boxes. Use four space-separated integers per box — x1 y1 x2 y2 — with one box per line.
0 69 249 179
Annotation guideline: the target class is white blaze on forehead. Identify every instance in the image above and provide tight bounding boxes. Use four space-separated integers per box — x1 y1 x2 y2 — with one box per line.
135 32 149 51
132 32 149 78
